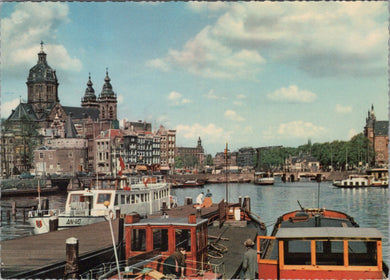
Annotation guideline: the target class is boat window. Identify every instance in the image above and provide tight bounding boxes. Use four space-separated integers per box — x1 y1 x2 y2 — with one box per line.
131 194 135 204
141 194 144 202
121 195 125 204
114 194 118 206
284 240 311 265
153 229 168 251
175 229 191 252
131 229 146 251
97 193 112 204
315 241 344 265
348 241 378 266
126 195 130 204
69 194 84 204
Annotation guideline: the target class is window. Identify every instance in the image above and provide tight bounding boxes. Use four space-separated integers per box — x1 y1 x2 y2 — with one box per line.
175 229 191 251
153 229 169 251
284 240 311 265
97 193 112 204
315 240 344 265
131 229 146 251
348 241 378 266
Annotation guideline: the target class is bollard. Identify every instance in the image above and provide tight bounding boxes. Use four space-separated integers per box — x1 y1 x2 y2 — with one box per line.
64 237 79 279
49 217 58 232
11 201 16 217
185 197 193 205
243 196 251 212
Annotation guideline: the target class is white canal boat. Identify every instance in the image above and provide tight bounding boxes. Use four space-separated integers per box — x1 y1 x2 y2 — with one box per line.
254 172 275 185
28 176 175 234
332 174 374 188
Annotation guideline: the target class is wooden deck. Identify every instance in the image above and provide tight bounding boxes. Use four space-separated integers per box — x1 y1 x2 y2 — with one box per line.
1 219 119 278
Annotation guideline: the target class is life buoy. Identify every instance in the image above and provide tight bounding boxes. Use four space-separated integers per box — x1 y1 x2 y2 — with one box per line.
36 220 42 228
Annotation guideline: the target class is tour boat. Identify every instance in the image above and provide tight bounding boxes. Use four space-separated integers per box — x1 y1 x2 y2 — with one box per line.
332 174 375 188
28 176 176 234
80 197 267 279
257 203 388 279
254 172 274 185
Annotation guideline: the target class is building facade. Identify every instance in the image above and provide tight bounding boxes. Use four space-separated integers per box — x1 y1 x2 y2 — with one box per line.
1 43 118 178
364 105 389 166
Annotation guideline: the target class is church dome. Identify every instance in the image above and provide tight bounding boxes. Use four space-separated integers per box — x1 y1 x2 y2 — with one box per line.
27 42 57 84
83 74 96 101
100 69 115 97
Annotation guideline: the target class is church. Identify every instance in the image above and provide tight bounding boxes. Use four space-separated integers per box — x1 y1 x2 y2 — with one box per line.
1 43 118 177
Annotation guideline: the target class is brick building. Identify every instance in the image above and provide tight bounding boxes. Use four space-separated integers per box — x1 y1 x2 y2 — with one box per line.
364 105 389 166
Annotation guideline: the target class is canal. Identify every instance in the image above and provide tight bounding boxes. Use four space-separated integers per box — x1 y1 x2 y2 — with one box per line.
1 180 388 263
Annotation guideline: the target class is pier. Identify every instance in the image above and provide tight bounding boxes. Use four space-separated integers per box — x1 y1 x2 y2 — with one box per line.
1 219 121 278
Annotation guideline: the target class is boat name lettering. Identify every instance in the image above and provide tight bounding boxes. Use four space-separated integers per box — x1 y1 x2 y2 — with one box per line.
66 218 82 225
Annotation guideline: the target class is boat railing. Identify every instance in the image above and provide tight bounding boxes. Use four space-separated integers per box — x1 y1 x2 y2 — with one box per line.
63 208 107 217
28 209 61 218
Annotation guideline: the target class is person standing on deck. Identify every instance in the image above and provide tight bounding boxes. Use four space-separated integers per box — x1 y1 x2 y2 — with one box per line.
196 192 204 204
163 247 187 278
242 239 258 280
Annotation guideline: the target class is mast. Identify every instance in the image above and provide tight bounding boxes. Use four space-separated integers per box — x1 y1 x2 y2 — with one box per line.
224 142 229 203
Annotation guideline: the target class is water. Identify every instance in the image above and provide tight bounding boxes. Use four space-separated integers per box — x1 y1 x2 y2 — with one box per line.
1 181 388 263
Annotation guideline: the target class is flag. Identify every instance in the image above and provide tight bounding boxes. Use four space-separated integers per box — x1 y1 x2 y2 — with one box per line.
118 156 125 176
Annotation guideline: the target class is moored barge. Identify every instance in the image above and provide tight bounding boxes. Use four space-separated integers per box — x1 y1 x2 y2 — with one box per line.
257 204 388 279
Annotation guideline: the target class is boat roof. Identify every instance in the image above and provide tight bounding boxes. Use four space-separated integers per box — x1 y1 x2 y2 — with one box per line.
276 227 383 240
280 216 355 228
125 216 208 227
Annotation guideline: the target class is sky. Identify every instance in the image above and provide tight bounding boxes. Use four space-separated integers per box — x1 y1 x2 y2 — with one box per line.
1 2 388 155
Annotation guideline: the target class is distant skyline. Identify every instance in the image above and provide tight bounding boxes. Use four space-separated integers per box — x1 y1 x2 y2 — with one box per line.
1 2 388 155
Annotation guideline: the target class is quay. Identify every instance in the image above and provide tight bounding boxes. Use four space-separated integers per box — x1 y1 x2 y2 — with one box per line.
0 201 221 279
1 219 120 279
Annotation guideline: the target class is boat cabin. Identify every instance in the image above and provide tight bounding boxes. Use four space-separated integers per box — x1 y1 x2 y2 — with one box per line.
257 227 385 279
124 213 221 279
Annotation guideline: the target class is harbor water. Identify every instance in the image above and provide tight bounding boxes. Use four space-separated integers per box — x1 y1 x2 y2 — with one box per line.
1 180 389 263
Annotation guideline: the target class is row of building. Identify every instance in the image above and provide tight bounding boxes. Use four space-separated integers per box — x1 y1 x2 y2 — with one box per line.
0 44 206 178
1 43 388 178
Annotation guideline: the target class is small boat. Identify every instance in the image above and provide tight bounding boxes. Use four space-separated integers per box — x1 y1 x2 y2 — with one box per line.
332 174 374 188
172 179 205 188
81 197 267 279
254 172 274 185
28 175 176 234
366 168 389 187
257 202 388 279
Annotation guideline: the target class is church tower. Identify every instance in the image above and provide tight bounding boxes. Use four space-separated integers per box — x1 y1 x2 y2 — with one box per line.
98 69 117 121
26 42 59 118
81 74 99 109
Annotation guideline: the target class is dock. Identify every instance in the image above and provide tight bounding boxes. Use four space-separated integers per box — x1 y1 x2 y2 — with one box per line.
1 219 120 279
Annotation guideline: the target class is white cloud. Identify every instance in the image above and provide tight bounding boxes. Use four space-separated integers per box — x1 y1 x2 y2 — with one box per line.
348 129 358 139
263 120 326 141
1 98 21 118
146 58 170 72
167 91 192 106
188 2 230 13
152 2 386 78
267 85 317 103
224 110 245 122
204 89 227 100
176 123 230 146
2 2 82 76
335 104 352 113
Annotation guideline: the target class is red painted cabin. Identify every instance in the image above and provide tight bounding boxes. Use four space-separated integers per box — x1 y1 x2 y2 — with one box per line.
124 213 220 279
